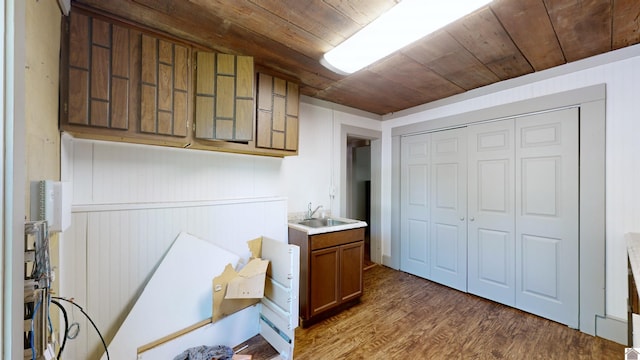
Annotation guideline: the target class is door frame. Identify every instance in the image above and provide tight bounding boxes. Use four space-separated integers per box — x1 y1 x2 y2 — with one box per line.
340 125 382 264
390 84 607 338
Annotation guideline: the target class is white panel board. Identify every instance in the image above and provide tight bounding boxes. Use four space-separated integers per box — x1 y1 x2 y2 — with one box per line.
138 306 260 360
101 232 240 360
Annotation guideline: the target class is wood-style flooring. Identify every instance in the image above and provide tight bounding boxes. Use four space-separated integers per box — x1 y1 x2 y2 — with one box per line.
293 265 624 359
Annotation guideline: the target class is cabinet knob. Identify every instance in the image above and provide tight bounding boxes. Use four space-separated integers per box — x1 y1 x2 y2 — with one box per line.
470 217 475 222
460 217 465 221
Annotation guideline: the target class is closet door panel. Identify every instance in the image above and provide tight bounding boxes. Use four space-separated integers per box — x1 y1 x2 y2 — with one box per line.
430 128 467 291
467 120 516 306
515 108 579 328
400 133 431 279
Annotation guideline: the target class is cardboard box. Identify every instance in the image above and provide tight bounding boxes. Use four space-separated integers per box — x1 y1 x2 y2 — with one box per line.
225 258 269 299
212 237 270 322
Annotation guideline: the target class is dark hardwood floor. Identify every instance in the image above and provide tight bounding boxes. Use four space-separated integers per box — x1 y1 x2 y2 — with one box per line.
294 265 624 359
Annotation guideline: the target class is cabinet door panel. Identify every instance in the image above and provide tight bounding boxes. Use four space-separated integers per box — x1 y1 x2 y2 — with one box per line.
111 26 129 77
236 56 254 97
140 84 156 133
140 35 189 137
90 46 109 101
65 13 134 130
195 52 254 142
216 119 234 140
91 19 110 46
173 91 188 137
285 116 299 151
310 248 339 316
140 35 157 84
158 64 173 112
195 96 214 139
340 242 364 302
257 110 272 148
69 13 89 68
68 68 89 125
110 78 129 129
157 111 172 135
273 96 286 131
174 46 188 91
255 73 299 151
236 99 254 140
216 75 235 119
272 132 285 150
90 101 109 128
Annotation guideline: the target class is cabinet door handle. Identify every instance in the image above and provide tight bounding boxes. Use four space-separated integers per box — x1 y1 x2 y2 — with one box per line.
460 217 465 221
470 217 475 222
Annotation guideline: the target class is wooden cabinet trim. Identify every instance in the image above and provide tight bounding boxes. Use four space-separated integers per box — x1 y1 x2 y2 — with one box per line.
310 228 365 251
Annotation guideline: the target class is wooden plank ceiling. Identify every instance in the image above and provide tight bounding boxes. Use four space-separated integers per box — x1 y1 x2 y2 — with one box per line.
73 0 640 116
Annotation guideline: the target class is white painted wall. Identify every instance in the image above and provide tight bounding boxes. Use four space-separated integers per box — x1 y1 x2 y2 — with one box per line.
282 99 382 218
380 43 640 321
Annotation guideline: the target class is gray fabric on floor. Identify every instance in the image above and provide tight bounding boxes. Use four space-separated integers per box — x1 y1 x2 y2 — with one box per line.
173 345 234 360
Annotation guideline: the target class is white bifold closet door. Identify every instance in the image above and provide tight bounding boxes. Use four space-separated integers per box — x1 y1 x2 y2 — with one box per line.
400 133 431 279
401 107 579 328
514 108 579 328
467 119 516 306
429 128 467 292
400 129 467 291
467 107 579 327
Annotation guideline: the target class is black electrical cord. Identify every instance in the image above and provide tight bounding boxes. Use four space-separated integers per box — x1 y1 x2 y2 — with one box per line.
50 300 69 359
52 297 110 360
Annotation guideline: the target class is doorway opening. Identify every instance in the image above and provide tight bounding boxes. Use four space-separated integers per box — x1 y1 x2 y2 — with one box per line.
346 136 374 268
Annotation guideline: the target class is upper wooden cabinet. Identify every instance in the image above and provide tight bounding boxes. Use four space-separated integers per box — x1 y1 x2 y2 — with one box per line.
256 73 299 152
195 52 255 142
62 10 191 142
140 34 190 137
61 6 299 157
66 11 133 130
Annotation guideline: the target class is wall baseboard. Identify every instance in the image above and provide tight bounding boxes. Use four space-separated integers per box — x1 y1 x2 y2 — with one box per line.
596 315 628 345
382 255 399 270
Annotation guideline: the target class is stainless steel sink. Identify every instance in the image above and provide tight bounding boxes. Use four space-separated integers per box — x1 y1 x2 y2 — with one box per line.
296 218 349 228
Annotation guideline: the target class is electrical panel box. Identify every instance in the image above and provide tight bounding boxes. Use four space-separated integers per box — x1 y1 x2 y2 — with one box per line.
30 180 71 233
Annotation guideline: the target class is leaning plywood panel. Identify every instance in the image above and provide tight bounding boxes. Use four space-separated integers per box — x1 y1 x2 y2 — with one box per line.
101 232 240 360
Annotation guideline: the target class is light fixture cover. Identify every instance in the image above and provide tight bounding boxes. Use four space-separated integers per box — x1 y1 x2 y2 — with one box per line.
322 0 492 74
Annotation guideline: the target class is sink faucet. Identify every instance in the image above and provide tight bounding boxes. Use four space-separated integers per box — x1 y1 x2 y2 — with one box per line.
307 202 323 219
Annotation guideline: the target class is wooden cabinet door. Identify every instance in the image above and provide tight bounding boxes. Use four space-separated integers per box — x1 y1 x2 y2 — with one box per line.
256 73 299 151
195 52 254 141
309 247 339 317
340 241 364 302
140 34 190 137
65 11 132 129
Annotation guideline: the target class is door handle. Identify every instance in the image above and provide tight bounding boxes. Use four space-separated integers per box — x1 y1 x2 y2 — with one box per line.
460 217 465 221
469 217 475 221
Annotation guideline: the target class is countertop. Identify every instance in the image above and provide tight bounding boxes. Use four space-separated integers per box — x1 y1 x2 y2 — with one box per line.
288 216 367 235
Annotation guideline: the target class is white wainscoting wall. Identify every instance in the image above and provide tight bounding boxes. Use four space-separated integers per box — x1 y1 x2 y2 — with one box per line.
59 136 289 359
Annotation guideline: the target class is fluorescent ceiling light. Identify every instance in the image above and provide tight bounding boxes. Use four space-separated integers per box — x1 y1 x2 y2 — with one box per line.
321 0 492 75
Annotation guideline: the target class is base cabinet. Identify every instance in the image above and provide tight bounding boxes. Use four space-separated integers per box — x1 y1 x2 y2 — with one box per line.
289 226 365 327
